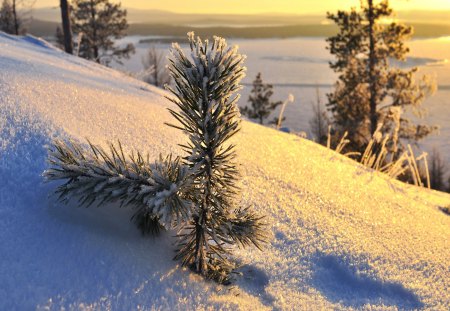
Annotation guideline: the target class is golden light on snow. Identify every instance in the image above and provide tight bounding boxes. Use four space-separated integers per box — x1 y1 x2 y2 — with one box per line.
1 18 450 309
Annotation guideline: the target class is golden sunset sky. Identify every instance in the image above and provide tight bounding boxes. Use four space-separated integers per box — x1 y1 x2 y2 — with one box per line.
35 0 450 14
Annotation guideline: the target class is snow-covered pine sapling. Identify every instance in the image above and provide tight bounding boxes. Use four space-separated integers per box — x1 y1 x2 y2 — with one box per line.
44 33 266 284
166 33 266 283
44 140 194 235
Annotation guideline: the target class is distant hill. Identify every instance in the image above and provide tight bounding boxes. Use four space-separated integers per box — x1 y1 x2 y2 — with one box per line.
28 19 450 39
31 7 450 26
30 7 325 25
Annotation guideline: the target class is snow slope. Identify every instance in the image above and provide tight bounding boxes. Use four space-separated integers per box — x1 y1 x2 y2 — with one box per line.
0 33 449 310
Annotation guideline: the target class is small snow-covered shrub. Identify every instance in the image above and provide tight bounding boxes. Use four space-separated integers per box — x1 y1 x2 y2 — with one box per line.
44 33 266 284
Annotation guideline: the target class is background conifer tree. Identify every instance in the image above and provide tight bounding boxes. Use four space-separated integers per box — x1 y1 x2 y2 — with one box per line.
241 72 282 125
0 0 15 34
71 0 134 65
429 148 447 191
326 0 437 152
309 87 330 144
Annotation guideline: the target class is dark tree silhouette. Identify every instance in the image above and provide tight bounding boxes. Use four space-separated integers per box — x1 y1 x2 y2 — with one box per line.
309 87 330 144
0 0 15 34
429 149 447 191
241 73 282 125
60 0 73 54
71 0 134 65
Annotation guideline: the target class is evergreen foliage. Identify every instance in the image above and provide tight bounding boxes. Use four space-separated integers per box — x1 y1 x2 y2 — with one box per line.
0 0 15 34
428 148 447 192
166 32 266 283
71 0 134 65
44 140 194 231
241 72 282 125
44 33 266 284
326 0 437 152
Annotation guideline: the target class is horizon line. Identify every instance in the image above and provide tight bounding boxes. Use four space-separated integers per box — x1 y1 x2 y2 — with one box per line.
32 6 450 16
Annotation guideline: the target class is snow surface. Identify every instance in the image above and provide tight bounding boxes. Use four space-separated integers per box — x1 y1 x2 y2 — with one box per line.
1 33 449 310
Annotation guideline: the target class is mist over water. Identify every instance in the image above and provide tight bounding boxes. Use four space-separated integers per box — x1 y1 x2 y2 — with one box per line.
114 36 450 165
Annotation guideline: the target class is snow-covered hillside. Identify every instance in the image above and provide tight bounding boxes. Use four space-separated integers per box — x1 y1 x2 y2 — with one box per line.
0 33 449 310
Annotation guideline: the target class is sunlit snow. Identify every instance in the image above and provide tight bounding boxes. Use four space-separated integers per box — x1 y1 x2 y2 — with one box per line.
0 33 449 310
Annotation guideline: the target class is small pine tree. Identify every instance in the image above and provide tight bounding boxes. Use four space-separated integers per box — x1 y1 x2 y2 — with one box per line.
141 46 171 88
44 33 266 284
71 0 135 65
0 0 15 34
429 148 447 191
309 87 330 145
327 0 437 153
166 33 266 282
241 72 282 125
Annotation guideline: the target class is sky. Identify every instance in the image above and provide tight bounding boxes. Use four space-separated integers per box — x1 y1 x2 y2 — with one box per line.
34 0 450 15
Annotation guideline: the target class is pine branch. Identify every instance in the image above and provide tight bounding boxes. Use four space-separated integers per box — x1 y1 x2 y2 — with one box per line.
44 139 194 233
226 207 267 250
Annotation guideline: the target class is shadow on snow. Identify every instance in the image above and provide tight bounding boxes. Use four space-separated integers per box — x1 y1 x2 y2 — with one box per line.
312 254 423 309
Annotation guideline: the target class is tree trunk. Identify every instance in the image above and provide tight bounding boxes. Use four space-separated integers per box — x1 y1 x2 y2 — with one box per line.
368 0 377 135
194 209 207 274
60 0 73 54
154 59 158 87
89 0 99 62
12 0 18 35
193 94 215 276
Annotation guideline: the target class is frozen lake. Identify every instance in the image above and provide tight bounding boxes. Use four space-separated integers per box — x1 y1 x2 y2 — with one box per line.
114 36 450 167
